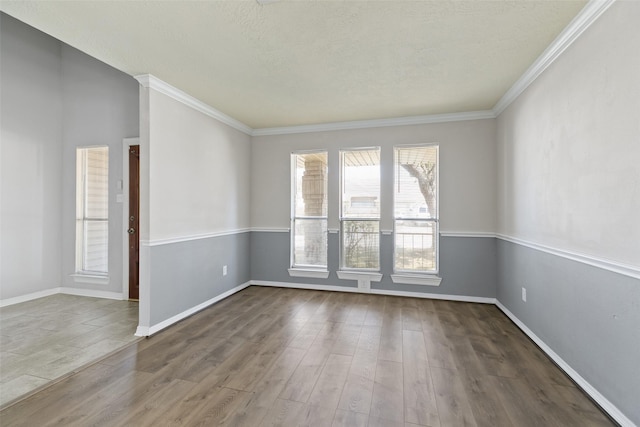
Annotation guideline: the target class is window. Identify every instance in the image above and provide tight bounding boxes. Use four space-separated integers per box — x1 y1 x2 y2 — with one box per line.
340 148 380 270
394 145 438 273
76 147 109 275
291 151 328 269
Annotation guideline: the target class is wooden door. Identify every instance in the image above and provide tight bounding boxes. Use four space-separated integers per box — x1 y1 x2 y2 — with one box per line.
128 145 140 300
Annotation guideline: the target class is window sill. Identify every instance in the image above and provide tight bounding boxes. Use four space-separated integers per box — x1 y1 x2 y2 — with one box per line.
391 274 442 287
288 268 330 279
71 273 110 285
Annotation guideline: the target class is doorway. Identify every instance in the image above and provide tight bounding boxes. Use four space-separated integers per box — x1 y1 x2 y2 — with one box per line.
128 144 140 300
122 138 140 301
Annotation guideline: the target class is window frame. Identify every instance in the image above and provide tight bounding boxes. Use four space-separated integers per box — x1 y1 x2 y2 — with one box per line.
289 150 329 275
339 147 381 272
392 143 440 276
75 145 109 277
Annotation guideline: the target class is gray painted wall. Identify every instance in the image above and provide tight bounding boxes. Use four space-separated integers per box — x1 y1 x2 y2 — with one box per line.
251 231 496 298
149 232 251 325
1 13 63 299
2 9 636 425
495 2 640 424
0 13 139 300
60 44 139 294
497 239 640 424
251 119 497 234
249 116 498 302
140 82 252 329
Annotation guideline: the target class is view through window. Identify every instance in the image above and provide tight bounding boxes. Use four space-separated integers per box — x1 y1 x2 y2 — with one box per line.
394 145 439 272
76 146 109 274
291 145 439 274
291 151 328 268
341 148 380 270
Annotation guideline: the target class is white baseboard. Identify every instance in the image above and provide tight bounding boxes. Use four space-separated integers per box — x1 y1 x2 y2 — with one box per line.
59 287 124 300
0 288 60 307
136 281 251 337
370 288 494 304
3 280 628 425
250 280 495 304
0 287 125 307
496 301 635 427
135 325 150 336
251 280 361 294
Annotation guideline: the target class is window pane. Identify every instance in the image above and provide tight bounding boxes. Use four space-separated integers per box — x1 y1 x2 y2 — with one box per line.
394 146 437 219
394 220 436 272
342 149 380 218
342 220 379 269
85 147 109 218
84 219 108 273
76 146 109 274
293 219 327 267
294 152 327 217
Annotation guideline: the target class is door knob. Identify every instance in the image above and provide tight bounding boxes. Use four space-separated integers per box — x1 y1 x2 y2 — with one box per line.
128 228 136 234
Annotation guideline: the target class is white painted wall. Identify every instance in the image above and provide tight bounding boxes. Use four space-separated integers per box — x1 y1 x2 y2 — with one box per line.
0 14 63 300
135 85 252 330
496 0 640 267
251 119 497 233
138 86 152 330
147 89 252 241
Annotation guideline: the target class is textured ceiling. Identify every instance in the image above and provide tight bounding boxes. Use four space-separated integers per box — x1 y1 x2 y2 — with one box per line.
1 0 587 129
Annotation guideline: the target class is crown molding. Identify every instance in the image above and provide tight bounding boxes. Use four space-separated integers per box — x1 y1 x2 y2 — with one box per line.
134 0 614 137
133 75 494 137
251 110 496 136
134 74 253 136
492 0 617 116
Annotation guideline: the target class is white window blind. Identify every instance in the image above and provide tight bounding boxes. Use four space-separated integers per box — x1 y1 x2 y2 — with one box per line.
292 151 328 268
76 147 109 275
394 145 438 273
340 148 380 270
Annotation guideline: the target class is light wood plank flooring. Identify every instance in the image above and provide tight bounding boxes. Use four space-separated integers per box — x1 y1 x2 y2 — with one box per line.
0 294 139 407
0 286 613 426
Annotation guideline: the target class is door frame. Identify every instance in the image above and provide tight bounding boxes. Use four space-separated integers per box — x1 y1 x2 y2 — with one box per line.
122 137 139 299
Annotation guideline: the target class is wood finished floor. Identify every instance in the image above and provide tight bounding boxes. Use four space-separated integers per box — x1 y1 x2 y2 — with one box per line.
0 294 139 407
0 286 613 427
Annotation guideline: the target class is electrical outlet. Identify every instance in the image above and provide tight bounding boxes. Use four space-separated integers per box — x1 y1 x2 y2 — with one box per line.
223 265 227 276
522 287 527 302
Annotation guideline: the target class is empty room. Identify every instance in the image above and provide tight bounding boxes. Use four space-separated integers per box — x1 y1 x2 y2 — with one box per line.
0 0 638 426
